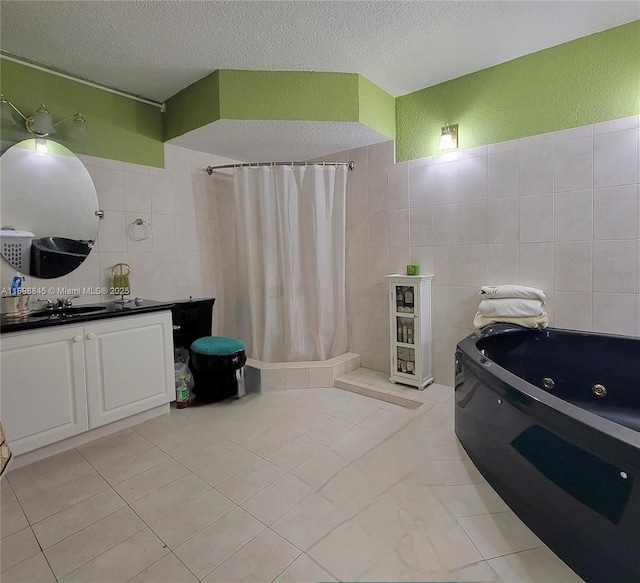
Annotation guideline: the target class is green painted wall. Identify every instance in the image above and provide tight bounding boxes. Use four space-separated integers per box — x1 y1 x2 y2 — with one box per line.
358 75 395 138
164 69 395 140
163 70 220 141
0 59 164 166
219 70 360 121
396 21 640 161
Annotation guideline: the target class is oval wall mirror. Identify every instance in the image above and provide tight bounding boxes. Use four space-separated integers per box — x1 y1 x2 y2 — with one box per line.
0 139 99 278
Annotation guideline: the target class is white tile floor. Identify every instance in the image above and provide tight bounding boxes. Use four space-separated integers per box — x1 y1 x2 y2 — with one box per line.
1 378 584 582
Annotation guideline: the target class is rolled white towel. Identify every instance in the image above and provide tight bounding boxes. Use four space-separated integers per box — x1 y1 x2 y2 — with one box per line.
473 311 549 330
480 285 546 302
478 298 544 318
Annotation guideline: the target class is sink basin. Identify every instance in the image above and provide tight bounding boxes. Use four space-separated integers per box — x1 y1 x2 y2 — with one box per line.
30 306 108 318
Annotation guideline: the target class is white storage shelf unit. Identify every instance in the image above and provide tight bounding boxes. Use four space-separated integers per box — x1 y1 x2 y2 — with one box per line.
386 274 434 389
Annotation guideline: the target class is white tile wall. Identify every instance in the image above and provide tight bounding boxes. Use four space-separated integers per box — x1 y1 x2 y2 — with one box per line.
340 115 640 385
2 143 238 337
66 116 635 386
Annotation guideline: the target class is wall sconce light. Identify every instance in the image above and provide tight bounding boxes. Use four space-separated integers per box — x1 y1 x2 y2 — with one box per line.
438 123 458 151
0 93 87 138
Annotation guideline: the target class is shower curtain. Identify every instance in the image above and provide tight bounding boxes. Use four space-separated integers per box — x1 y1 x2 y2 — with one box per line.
233 164 348 362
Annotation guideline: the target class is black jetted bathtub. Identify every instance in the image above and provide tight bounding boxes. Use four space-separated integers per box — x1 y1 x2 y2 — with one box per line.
455 326 640 583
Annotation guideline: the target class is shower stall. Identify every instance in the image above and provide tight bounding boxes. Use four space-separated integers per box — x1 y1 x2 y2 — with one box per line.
208 160 354 367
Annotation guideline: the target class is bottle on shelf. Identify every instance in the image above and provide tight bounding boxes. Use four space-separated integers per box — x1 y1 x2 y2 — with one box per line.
397 321 403 342
407 322 414 344
402 323 408 343
404 287 414 313
396 287 404 312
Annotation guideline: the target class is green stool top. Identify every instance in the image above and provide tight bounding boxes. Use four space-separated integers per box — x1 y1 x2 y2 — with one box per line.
191 336 246 356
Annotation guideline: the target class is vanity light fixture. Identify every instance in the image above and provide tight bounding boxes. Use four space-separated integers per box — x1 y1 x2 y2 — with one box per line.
0 94 87 138
35 138 48 154
438 123 458 151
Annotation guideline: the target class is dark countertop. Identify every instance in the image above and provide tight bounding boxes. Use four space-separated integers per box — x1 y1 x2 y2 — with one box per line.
1 299 175 333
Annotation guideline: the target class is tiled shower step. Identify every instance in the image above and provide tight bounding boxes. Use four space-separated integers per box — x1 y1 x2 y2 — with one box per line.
245 352 361 391
334 367 453 409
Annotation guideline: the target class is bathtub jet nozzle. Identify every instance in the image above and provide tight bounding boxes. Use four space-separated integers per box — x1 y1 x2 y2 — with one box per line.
592 384 607 397
542 378 555 390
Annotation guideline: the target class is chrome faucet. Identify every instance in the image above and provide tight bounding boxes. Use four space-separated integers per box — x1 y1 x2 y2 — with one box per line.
37 298 56 310
57 295 80 308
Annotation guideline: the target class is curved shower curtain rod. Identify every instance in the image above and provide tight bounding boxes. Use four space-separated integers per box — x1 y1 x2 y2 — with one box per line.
206 160 355 175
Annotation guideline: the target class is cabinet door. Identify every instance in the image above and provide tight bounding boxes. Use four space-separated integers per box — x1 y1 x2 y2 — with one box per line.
0 326 88 455
84 312 173 428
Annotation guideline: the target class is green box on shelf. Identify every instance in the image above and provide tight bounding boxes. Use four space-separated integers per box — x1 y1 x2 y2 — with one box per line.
406 264 420 276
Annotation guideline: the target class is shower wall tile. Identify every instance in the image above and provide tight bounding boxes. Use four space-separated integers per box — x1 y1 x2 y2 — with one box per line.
488 150 519 199
487 139 519 154
347 213 369 249
519 132 554 148
433 286 461 327
433 161 459 204
487 197 519 243
519 194 553 242
553 190 593 242
433 204 460 245
458 156 488 202
94 167 125 211
152 215 177 253
410 246 434 275
124 171 151 213
458 245 488 288
369 283 388 321
459 201 488 245
518 243 554 290
519 144 554 195
387 167 409 210
553 291 593 332
554 125 593 142
173 179 196 216
488 244 519 283
368 247 389 286
367 174 388 212
150 176 175 215
368 212 389 248
553 137 593 192
637 240 640 293
388 247 410 275
409 207 433 247
592 240 636 293
433 246 460 287
592 293 636 336
593 115 638 135
409 166 434 208
554 242 592 291
366 142 388 176
593 185 637 240
594 128 638 187
97 211 127 253
388 210 410 248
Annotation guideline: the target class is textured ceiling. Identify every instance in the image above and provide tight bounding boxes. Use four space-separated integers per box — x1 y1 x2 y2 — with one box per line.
167 119 389 162
1 1 638 102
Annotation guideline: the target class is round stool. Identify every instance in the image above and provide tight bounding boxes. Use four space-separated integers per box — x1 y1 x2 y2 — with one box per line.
189 336 247 403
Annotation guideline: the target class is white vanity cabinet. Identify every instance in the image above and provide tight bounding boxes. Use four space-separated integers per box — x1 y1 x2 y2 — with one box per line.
84 313 174 428
1 311 173 455
1 326 89 455
386 274 434 389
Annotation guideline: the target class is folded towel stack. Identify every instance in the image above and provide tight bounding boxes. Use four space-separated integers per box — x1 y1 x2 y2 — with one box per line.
474 285 548 330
